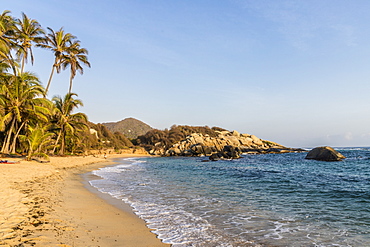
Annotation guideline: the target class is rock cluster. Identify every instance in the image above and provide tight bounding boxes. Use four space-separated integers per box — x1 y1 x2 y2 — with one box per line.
209 145 242 161
148 130 304 159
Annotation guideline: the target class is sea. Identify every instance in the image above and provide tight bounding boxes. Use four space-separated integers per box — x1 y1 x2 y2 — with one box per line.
89 148 370 246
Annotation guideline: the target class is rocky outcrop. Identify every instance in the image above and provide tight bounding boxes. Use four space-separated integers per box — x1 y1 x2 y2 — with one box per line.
209 145 242 161
305 146 346 161
148 130 304 158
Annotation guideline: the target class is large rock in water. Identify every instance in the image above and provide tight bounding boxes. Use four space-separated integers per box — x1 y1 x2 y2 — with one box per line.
305 146 346 161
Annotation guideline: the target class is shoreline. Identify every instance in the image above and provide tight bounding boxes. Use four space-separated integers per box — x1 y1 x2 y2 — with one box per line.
0 154 168 246
80 157 145 217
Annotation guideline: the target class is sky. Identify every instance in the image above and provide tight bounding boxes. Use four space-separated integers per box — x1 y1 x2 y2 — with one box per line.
4 0 370 147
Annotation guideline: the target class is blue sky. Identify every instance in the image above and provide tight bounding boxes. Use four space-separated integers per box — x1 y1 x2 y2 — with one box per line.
4 0 370 147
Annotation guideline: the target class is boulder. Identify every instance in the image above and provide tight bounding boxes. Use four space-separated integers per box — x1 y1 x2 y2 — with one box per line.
223 145 241 159
209 145 242 161
305 146 346 161
219 131 230 136
202 146 216 155
231 130 240 137
225 136 241 146
209 153 222 161
250 135 263 145
183 149 194 156
239 136 253 146
190 133 205 145
190 143 204 155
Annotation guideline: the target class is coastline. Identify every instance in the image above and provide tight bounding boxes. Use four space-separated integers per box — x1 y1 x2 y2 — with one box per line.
0 154 168 246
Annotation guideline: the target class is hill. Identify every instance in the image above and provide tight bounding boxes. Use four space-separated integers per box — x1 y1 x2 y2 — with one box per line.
102 117 153 139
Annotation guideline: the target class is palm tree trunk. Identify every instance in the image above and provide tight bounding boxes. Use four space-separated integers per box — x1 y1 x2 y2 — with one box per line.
59 129 65 155
21 54 26 74
68 74 73 94
1 118 16 154
52 130 62 154
8 53 18 76
45 64 55 96
10 121 26 153
26 145 33 161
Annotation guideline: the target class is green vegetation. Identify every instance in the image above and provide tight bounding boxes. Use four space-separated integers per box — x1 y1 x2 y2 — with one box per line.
103 117 153 139
90 123 134 150
0 10 132 160
137 125 226 151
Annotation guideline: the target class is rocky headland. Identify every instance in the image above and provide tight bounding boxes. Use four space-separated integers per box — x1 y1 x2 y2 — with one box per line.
145 130 304 159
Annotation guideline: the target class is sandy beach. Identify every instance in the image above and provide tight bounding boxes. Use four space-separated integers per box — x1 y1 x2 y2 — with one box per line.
0 154 168 246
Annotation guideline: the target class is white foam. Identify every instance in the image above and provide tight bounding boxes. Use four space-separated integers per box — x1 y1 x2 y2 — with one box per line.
86 155 370 246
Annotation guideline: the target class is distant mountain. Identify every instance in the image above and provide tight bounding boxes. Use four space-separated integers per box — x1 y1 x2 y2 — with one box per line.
102 117 153 139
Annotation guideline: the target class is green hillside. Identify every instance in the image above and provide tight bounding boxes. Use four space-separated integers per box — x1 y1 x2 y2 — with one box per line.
102 117 153 139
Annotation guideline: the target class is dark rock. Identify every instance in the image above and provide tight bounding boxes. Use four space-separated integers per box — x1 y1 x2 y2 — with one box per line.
165 150 176 156
240 148 262 154
266 148 282 153
305 146 346 161
209 153 222 161
221 151 231 159
223 145 241 159
188 144 214 156
202 146 215 155
183 149 194 156
190 144 203 155
209 145 242 161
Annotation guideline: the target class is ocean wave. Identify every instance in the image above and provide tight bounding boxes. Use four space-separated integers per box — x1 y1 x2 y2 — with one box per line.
87 154 370 246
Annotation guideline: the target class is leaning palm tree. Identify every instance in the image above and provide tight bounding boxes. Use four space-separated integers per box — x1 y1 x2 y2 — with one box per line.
0 71 50 154
37 27 76 95
51 93 87 155
14 12 45 73
62 40 90 93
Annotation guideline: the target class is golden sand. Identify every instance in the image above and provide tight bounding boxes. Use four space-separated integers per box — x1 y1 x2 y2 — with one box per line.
0 154 168 246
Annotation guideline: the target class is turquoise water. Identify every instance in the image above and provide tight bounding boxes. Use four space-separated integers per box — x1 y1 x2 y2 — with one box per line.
90 148 370 246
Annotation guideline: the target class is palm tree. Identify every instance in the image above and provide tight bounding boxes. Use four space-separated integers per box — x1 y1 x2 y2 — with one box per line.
62 40 90 93
0 71 50 154
37 27 76 95
19 124 53 161
0 10 14 50
51 93 87 155
0 10 18 75
14 12 45 73
0 60 10 73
